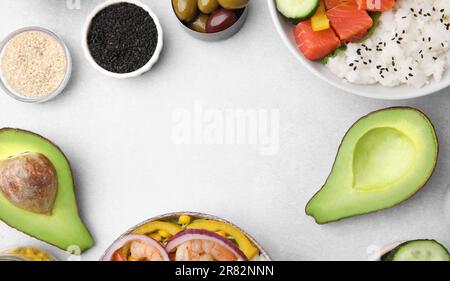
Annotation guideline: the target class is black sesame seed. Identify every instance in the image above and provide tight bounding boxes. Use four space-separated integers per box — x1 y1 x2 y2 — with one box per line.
87 3 158 74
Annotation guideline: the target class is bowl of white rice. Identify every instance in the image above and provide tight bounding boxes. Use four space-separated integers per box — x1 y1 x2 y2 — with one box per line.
268 0 450 100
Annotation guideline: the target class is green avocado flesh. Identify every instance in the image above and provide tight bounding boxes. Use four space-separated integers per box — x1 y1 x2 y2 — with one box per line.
0 128 93 252
306 108 438 224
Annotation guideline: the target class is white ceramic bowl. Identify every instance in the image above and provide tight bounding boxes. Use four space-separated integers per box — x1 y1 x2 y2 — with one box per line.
267 0 450 100
0 27 72 103
82 0 163 79
367 241 402 261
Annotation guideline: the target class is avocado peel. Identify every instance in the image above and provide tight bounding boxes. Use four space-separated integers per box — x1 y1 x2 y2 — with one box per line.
305 107 438 224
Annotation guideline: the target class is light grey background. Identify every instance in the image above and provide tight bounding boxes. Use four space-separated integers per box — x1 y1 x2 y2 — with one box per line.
0 0 449 261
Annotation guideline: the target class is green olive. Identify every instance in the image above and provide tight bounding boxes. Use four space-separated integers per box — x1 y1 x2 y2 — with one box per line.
172 0 198 22
188 13 209 33
217 0 249 9
198 0 219 14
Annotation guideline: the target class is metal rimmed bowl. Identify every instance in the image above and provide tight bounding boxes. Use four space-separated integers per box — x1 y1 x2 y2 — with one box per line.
0 26 72 103
0 253 57 261
82 0 163 79
172 3 249 41
0 246 57 261
101 211 271 261
0 254 29 261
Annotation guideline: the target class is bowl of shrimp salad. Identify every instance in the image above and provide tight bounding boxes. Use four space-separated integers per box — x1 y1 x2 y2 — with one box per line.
100 212 271 261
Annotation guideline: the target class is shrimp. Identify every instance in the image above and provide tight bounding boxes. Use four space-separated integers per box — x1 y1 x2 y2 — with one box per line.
175 239 237 261
129 240 163 261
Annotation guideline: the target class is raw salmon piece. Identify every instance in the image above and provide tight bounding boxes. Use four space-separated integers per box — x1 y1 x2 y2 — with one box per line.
294 20 341 61
326 2 373 42
324 0 353 10
357 0 395 12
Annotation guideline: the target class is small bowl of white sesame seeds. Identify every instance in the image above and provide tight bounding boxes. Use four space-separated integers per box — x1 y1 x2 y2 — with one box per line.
0 26 72 103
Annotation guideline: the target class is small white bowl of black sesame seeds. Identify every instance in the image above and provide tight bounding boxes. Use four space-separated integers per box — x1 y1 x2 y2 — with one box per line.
82 0 163 79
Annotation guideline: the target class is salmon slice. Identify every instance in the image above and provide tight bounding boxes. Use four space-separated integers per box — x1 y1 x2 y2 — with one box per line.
294 20 341 61
324 0 353 10
326 2 373 42
357 0 395 12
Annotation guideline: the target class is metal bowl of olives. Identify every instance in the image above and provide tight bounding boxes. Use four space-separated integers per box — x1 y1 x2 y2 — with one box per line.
172 0 249 41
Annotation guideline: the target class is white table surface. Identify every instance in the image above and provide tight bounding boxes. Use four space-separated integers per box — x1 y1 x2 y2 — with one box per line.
0 0 449 261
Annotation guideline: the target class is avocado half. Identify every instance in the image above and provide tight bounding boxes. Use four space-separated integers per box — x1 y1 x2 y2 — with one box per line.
0 128 94 252
306 107 438 224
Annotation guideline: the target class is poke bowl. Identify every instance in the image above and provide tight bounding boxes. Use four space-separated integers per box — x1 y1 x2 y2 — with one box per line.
101 212 271 261
268 0 450 100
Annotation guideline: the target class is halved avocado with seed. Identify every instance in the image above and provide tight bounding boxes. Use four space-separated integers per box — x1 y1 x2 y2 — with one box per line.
306 107 438 224
0 128 93 252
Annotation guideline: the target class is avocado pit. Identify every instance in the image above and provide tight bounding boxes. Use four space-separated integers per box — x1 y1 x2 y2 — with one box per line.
0 152 57 214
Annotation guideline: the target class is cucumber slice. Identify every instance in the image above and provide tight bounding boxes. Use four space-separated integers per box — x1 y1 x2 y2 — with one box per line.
276 0 320 23
381 240 450 261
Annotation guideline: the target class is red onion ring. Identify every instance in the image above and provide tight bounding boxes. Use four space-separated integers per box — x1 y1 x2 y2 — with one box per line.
102 234 169 261
166 229 248 261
